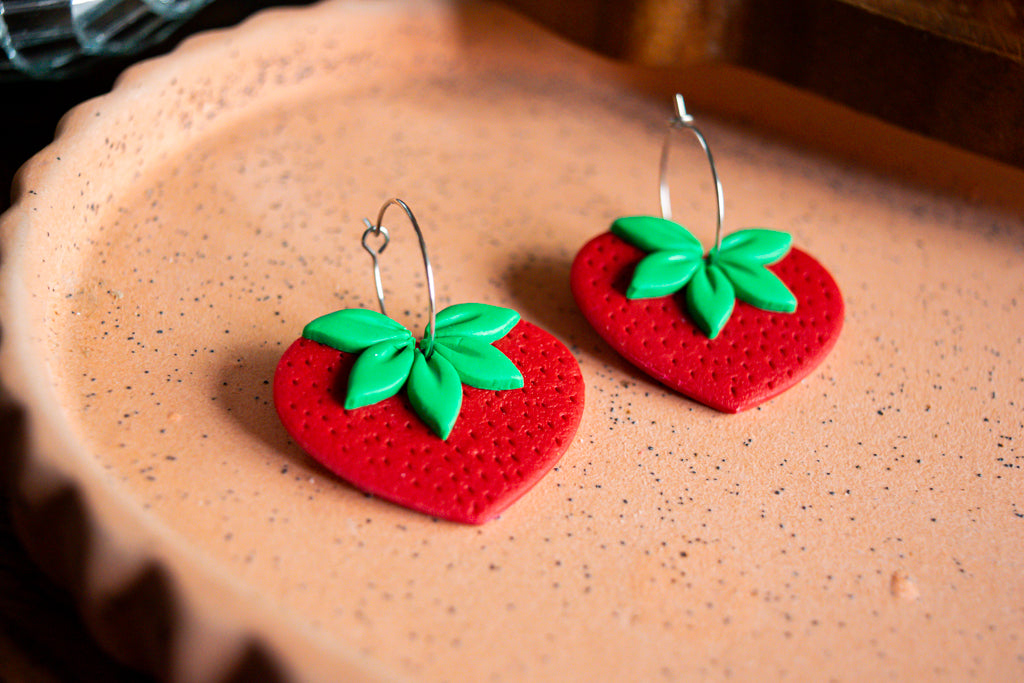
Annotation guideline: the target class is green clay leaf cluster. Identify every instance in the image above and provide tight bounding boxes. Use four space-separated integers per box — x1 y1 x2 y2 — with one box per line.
612 215 797 338
302 303 524 439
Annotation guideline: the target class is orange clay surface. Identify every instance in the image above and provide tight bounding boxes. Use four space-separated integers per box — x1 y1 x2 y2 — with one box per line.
1 1 1023 681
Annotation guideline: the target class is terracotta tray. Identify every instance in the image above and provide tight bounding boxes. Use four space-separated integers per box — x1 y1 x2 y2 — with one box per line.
3 0 1023 680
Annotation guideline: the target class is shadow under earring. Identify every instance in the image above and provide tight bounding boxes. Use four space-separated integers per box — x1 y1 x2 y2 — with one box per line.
571 95 844 412
275 198 584 524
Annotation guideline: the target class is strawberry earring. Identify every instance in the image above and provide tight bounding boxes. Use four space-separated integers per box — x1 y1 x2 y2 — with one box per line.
275 198 584 524
571 95 844 412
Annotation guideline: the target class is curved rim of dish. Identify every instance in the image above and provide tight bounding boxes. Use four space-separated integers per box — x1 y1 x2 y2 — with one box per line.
0 1 412 680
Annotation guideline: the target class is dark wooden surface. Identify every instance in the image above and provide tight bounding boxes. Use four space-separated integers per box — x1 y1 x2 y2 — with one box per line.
503 0 1024 169
842 0 1024 61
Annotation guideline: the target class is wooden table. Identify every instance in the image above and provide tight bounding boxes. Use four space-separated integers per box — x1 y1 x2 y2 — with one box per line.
503 0 1024 169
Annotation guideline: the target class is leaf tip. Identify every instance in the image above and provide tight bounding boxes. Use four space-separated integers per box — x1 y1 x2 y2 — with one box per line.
343 393 369 411
704 322 725 339
407 350 462 439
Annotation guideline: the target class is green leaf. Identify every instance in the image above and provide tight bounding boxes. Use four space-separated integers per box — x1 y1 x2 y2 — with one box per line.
432 338 524 390
304 309 412 352
685 263 735 339
714 229 791 265
717 260 797 313
626 251 702 299
344 340 415 409
611 216 704 255
432 303 520 343
407 351 463 439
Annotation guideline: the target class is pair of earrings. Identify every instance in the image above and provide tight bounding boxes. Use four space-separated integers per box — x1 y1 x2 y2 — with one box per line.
274 95 844 525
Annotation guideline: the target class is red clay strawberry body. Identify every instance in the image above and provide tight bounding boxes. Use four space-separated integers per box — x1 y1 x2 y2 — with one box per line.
274 320 584 524
571 231 843 412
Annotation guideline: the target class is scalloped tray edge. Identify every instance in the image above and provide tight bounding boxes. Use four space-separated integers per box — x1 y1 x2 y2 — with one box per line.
0 2 414 681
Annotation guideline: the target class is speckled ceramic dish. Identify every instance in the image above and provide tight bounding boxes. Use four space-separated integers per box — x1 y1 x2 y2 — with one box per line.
3 0 1023 680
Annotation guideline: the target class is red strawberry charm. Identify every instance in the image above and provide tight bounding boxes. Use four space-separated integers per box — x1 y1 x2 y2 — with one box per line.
274 302 585 524
571 216 843 412
570 94 843 412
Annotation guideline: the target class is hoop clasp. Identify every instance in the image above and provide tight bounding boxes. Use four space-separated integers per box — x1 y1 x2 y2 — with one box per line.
659 94 725 252
360 198 438 357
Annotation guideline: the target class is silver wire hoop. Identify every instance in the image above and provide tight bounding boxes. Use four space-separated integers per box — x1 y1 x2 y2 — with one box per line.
361 198 438 357
659 94 725 252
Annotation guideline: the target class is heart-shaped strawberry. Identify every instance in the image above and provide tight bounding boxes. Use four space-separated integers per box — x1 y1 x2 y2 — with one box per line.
571 217 843 412
274 303 584 524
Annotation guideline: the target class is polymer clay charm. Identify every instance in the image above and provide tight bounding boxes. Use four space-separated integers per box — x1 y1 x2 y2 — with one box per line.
275 199 584 524
571 95 843 412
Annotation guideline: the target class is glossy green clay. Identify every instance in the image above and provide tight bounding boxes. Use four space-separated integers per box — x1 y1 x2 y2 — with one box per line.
302 303 524 439
612 216 797 338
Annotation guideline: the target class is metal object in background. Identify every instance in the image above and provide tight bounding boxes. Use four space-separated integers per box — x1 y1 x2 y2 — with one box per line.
0 0 214 78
